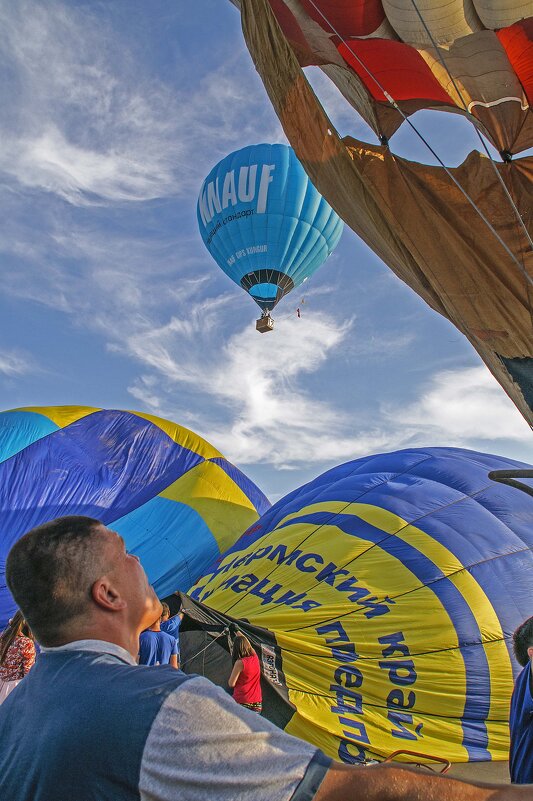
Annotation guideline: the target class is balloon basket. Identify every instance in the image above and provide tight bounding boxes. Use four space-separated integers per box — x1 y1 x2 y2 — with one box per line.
256 314 274 333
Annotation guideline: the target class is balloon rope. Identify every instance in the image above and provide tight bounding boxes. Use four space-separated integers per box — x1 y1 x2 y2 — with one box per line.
180 629 227 669
407 0 533 257
303 0 533 289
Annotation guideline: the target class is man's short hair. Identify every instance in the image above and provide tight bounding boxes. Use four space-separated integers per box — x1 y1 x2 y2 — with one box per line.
160 602 170 619
6 516 107 646
512 616 533 667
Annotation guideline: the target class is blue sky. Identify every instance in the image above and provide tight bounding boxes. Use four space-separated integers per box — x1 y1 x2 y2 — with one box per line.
1 0 531 501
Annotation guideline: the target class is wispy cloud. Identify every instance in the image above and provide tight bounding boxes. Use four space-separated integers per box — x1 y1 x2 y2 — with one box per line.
389 366 529 443
123 308 394 467
119 290 531 469
124 315 530 471
0 349 34 377
0 1 283 206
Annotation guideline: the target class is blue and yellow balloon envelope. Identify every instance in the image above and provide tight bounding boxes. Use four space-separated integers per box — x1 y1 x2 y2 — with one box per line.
0 406 269 626
193 447 533 764
197 143 343 313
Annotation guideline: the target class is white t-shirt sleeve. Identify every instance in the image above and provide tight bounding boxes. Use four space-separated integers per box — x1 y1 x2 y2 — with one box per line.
139 676 330 801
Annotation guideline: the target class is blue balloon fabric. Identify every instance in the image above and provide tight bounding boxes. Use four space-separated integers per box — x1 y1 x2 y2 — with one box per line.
0 406 270 628
193 447 533 764
197 143 344 311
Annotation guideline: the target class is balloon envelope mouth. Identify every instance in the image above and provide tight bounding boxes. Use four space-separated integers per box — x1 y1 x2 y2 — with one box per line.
241 269 294 311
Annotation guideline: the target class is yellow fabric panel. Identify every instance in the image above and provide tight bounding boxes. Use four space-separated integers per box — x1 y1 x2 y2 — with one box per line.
158 461 258 553
130 411 223 460
197 524 467 760
14 405 100 428
276 500 513 730
198 498 512 762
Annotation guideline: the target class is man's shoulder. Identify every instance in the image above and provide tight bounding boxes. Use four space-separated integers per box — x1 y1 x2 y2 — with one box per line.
161 618 181 636
158 630 177 644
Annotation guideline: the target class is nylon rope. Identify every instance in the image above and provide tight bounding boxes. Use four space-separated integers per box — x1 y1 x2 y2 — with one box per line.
180 628 228 668
407 0 533 256
302 0 533 288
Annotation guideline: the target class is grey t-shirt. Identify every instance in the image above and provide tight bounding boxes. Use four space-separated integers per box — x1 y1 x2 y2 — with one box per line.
42 641 330 801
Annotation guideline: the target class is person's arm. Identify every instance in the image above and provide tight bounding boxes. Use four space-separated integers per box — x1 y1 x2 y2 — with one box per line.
228 659 243 689
169 654 178 669
315 761 532 801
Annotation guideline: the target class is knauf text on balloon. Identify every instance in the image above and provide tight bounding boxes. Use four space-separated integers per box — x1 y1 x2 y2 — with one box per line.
198 163 276 227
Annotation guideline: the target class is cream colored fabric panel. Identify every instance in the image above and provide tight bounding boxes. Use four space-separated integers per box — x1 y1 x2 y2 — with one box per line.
419 31 529 151
382 0 483 46
473 0 532 30
360 17 399 39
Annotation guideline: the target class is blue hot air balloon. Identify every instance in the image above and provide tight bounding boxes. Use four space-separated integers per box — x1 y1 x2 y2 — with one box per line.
197 143 343 331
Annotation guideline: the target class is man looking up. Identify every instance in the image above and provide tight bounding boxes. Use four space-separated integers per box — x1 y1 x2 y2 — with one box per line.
510 617 533 783
0 515 530 801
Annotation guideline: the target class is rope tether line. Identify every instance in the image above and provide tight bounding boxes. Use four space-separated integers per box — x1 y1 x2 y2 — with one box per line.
180 628 228 669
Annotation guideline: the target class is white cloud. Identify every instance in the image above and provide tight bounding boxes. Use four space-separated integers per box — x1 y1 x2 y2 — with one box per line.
119 302 530 469
390 366 529 443
1 125 174 204
126 334 531 471
122 306 395 467
0 350 34 377
0 1 283 206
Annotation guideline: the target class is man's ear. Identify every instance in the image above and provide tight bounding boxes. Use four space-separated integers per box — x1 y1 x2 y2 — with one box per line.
91 577 127 611
527 645 533 661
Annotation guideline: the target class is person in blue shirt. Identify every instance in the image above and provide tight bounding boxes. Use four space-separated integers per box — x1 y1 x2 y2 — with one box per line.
139 610 179 668
160 601 183 667
509 616 533 784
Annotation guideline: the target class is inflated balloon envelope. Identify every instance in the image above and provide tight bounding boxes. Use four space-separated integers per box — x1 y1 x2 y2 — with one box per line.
229 0 533 424
0 406 269 627
197 142 344 331
190 447 533 764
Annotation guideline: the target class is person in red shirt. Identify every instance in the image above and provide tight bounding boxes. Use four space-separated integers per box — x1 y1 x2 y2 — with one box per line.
228 632 262 713
0 610 36 704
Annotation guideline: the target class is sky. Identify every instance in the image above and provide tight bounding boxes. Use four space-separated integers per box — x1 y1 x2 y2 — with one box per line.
1 0 532 502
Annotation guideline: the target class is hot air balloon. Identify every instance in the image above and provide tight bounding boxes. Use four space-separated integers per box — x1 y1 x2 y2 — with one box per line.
227 0 533 423
187 447 533 766
197 143 344 332
0 406 269 627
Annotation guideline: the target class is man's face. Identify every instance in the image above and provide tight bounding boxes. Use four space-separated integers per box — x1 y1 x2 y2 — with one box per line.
97 526 162 633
